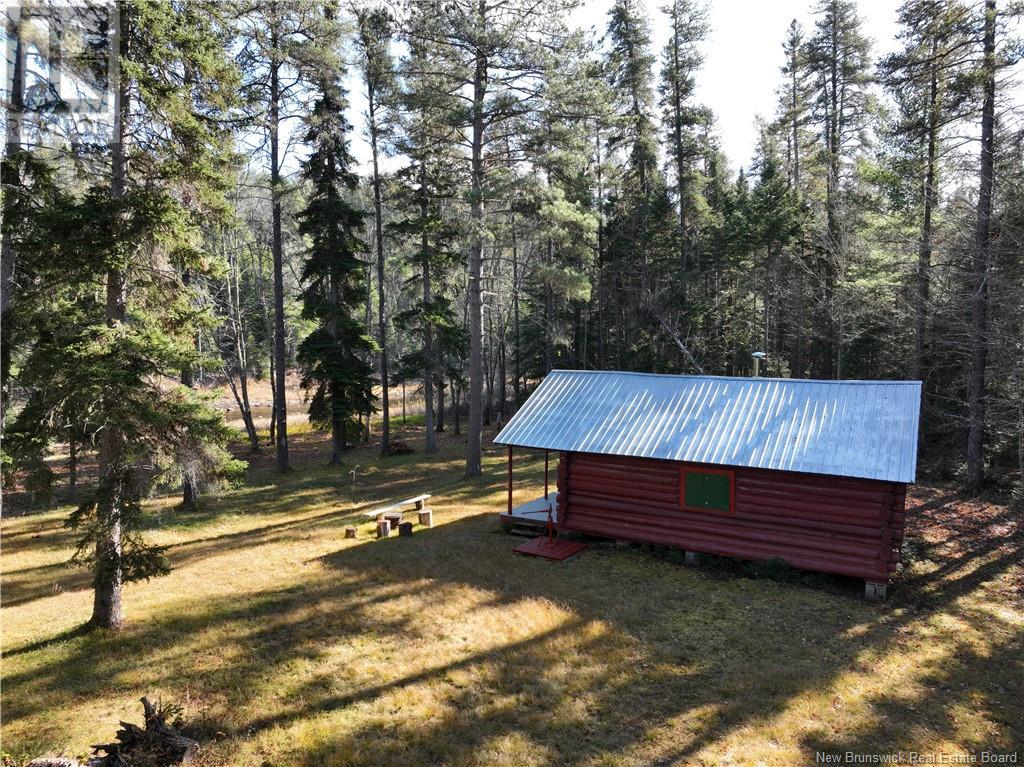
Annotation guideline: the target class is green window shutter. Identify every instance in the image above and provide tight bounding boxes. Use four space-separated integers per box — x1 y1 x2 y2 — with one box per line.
683 470 732 512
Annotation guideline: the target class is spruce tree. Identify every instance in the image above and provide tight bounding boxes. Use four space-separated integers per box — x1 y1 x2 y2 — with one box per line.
295 11 375 465
5 0 244 629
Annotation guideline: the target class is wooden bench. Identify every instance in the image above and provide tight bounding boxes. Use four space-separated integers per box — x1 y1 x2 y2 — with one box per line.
363 494 432 523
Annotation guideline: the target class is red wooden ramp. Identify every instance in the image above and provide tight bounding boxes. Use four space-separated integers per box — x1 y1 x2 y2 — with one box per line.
512 536 587 561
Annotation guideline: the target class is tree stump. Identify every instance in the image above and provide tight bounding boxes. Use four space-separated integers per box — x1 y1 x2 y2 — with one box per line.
90 697 198 766
398 521 413 537
376 519 391 539
418 509 433 527
344 526 357 539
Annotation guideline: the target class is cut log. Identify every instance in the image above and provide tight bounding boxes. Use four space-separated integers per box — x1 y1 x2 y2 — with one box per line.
398 521 413 537
377 519 391 539
417 509 433 527
344 526 357 539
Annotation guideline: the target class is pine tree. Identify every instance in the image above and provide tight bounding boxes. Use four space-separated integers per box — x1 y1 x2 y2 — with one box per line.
658 0 708 285
604 0 682 369
354 7 396 456
880 0 974 384
805 0 873 378
234 0 331 471
777 20 815 194
295 9 375 465
966 0 998 494
405 0 581 476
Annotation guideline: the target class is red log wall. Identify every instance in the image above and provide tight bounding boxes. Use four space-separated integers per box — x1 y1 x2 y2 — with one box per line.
555 452 906 581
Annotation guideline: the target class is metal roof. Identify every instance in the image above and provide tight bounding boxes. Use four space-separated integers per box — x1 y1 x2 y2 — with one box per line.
494 370 921 483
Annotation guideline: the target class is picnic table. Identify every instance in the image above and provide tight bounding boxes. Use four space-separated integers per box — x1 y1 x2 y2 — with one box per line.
363 493 431 520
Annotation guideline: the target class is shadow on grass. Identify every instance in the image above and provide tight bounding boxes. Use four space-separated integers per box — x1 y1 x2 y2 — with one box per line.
0 433 490 610
3 456 1020 764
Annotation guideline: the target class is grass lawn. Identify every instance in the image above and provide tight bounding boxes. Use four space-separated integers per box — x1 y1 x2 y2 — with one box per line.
2 424 1022 766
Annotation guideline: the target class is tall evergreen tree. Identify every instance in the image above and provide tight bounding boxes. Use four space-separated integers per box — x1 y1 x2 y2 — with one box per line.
777 20 815 194
235 0 330 471
406 0 581 476
391 20 465 452
966 0 998 494
659 0 708 283
880 0 973 384
805 0 873 378
5 0 244 628
354 7 396 456
295 9 375 465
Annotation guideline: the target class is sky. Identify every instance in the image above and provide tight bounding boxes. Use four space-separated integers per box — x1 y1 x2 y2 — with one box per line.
344 0 904 175
4 1 1016 178
571 0 902 173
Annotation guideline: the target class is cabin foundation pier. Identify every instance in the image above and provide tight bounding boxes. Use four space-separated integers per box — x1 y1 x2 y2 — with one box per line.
865 581 888 601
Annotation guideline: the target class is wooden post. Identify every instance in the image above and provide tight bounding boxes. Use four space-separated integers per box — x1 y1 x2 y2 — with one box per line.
507 445 513 514
544 450 549 499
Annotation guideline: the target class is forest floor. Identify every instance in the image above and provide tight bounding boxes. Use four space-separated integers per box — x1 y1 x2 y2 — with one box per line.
1 420 1022 766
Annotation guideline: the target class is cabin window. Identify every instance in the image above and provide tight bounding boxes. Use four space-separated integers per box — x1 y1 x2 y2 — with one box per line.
680 467 734 514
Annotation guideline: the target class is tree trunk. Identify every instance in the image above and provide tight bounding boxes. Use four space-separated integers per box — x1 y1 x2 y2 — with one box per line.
268 352 277 447
228 249 259 450
68 430 78 489
967 0 997 495
180 356 199 508
421 169 437 453
368 83 390 456
180 267 199 508
913 37 940 384
823 16 841 380
93 0 130 630
453 374 461 435
465 27 486 477
436 378 445 432
269 19 289 472
510 212 521 408
328 272 345 464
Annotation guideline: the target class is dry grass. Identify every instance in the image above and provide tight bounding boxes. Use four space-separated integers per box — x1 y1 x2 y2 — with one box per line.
2 424 1022 766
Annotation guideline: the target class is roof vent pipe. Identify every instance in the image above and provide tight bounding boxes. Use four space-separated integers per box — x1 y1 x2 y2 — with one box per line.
752 351 766 377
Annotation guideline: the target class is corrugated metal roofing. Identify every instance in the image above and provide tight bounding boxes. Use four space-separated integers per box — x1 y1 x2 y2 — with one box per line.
494 370 922 483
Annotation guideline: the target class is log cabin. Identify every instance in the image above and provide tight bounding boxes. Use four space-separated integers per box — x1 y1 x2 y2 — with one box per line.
495 370 922 599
